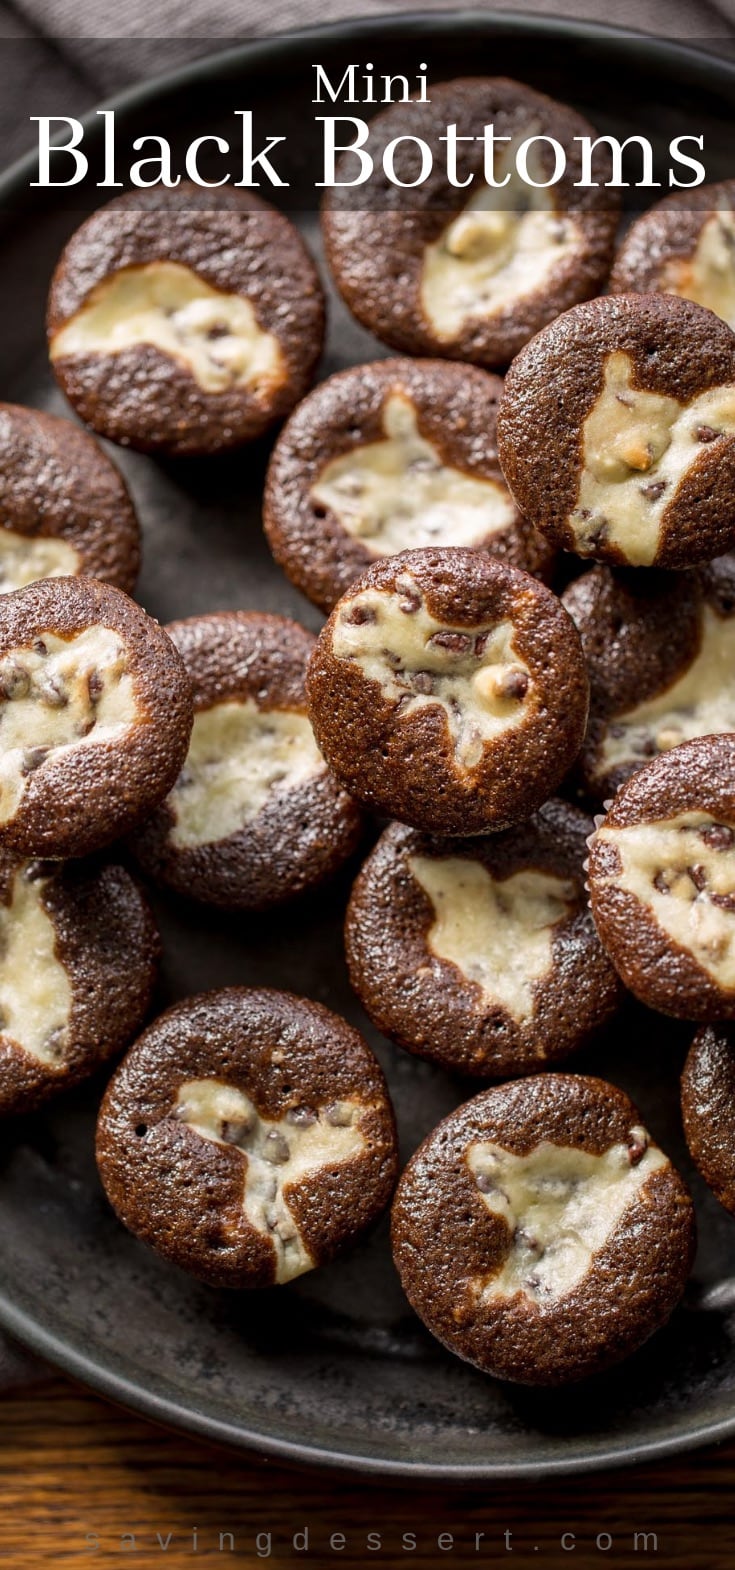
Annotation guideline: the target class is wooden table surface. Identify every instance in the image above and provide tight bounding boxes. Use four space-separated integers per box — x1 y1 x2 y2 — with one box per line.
0 1374 731 1569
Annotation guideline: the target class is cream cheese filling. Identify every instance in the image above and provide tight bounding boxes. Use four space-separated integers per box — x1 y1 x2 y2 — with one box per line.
660 207 735 329
572 350 735 565
331 570 533 772
50 260 285 396
0 866 72 1066
468 1132 666 1304
595 810 735 987
0 626 137 825
310 392 515 555
0 529 80 593
421 141 583 338
175 1079 367 1283
409 854 576 1023
599 607 735 779
169 699 326 850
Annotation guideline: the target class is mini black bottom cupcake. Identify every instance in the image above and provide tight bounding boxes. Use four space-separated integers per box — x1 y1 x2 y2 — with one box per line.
392 1075 695 1385
498 293 735 570
47 184 325 456
0 576 193 859
322 77 618 370
563 558 735 802
131 612 363 909
610 181 735 330
589 735 735 1020
0 852 159 1115
345 803 622 1078
306 547 588 836
264 357 553 613
682 1025 735 1215
0 403 140 595
96 988 399 1288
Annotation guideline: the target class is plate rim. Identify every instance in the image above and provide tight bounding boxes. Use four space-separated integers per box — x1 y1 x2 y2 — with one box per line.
2 10 735 1480
1 8 734 203
2 1288 734 1481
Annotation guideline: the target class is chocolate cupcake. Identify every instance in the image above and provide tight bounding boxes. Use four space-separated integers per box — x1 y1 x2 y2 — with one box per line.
263 357 553 613
306 547 589 836
130 611 363 909
611 181 735 329
681 1024 735 1214
47 185 325 456
0 853 159 1116
96 988 399 1288
391 1074 695 1385
0 577 193 859
0 403 140 595
588 735 735 1019
322 77 618 369
563 556 735 802
345 804 622 1078
497 293 735 569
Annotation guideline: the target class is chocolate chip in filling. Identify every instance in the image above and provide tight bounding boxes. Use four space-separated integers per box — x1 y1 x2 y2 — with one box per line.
421 138 583 339
0 863 71 1066
331 570 533 771
595 811 735 982
49 260 286 396
409 854 576 1021
168 699 326 850
0 626 136 825
174 1079 368 1282
572 351 735 565
310 391 516 554
467 1130 665 1304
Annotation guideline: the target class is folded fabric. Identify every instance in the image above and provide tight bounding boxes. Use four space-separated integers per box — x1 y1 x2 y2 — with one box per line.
3 0 735 98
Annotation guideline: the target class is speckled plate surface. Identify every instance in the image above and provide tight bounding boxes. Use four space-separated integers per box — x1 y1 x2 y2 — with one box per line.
1 14 735 1480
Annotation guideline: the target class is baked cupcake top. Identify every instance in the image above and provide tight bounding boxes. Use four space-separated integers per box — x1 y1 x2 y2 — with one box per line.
130 611 363 909
96 987 398 1288
306 547 588 835
0 851 159 1116
47 184 325 455
497 292 735 569
391 1074 694 1385
588 735 735 1019
322 76 618 369
563 557 735 801
263 356 553 613
610 181 735 329
345 803 622 1079
0 403 140 595
0 576 193 858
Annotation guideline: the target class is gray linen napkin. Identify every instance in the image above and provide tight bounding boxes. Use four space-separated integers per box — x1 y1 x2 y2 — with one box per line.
0 0 733 153
9 0 735 99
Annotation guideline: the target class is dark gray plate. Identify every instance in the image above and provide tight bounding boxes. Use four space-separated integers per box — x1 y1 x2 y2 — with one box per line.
1 13 735 1480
